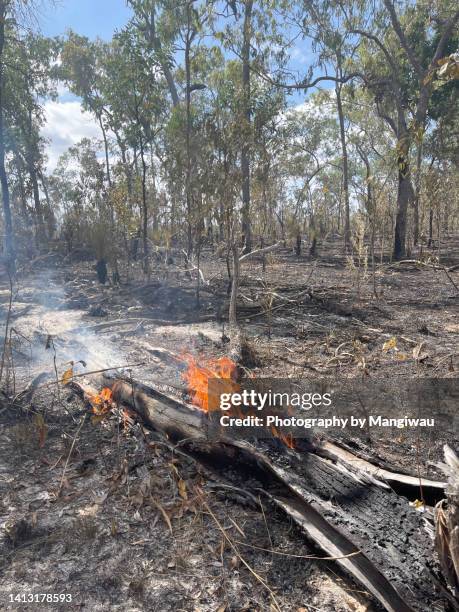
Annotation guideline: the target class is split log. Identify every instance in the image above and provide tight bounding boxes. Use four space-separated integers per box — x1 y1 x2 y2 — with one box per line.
77 374 455 612
319 440 446 493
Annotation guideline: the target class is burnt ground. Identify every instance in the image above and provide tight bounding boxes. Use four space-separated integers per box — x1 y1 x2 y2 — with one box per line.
0 234 458 611
0 387 371 612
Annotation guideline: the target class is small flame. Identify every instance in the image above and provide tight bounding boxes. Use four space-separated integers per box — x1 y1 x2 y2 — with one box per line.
181 354 239 411
181 354 296 450
88 387 114 415
271 426 296 449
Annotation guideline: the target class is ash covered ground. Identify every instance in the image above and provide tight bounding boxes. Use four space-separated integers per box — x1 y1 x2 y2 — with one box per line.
0 237 458 611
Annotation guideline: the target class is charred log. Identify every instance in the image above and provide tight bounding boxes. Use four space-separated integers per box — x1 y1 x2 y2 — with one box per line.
76 374 455 612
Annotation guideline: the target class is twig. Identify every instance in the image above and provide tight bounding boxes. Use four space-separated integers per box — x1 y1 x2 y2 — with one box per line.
233 540 363 561
49 337 61 402
238 241 282 264
32 362 146 394
57 415 86 497
258 495 274 549
443 267 459 293
202 496 282 611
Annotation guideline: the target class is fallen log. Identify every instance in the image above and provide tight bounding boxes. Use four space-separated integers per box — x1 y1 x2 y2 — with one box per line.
78 374 455 612
71 317 188 335
130 340 185 367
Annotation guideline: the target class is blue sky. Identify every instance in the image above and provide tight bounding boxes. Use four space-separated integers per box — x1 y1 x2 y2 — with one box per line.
39 0 131 39
39 1 133 169
38 0 314 170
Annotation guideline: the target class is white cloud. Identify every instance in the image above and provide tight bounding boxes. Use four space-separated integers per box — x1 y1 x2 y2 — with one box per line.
291 46 311 65
42 98 101 171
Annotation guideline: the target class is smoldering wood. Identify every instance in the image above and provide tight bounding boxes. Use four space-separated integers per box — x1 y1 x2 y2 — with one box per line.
74 373 455 612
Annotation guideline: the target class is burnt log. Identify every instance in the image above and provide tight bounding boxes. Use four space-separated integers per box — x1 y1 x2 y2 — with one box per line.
81 374 455 612
95 259 108 285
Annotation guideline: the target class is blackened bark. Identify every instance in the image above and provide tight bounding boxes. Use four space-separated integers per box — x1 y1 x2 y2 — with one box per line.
26 109 47 245
95 258 108 284
413 141 423 246
428 207 434 247
30 167 45 241
295 232 301 257
39 170 56 238
393 171 413 260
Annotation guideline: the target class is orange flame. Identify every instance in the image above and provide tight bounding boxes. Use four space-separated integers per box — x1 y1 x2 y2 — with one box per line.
88 387 114 415
271 426 296 449
181 354 296 449
181 354 239 412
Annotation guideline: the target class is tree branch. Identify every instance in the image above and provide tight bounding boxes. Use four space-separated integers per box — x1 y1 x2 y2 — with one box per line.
382 0 423 78
250 58 363 91
239 241 282 263
430 9 459 69
349 29 399 81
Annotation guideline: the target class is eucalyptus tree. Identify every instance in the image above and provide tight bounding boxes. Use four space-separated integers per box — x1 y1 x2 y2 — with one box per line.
212 0 287 253
111 27 167 271
292 1 361 251
339 0 459 258
127 0 210 258
61 33 115 189
7 33 59 245
49 139 107 254
279 92 341 252
0 1 56 267
0 0 15 267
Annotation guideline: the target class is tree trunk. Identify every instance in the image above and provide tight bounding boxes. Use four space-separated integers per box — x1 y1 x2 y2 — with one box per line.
139 135 148 274
335 71 350 252
0 2 14 270
185 8 193 258
16 161 28 221
413 140 423 246
29 161 46 246
149 144 158 232
241 0 253 254
147 2 179 107
295 232 301 257
229 242 240 327
25 108 48 247
393 134 414 260
99 115 112 188
75 373 454 612
393 173 413 260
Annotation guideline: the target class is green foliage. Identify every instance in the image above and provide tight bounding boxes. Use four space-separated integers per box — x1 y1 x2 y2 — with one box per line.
1 0 457 265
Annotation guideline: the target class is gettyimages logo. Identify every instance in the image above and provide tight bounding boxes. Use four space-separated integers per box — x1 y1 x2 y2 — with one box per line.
205 377 457 442
219 389 332 411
